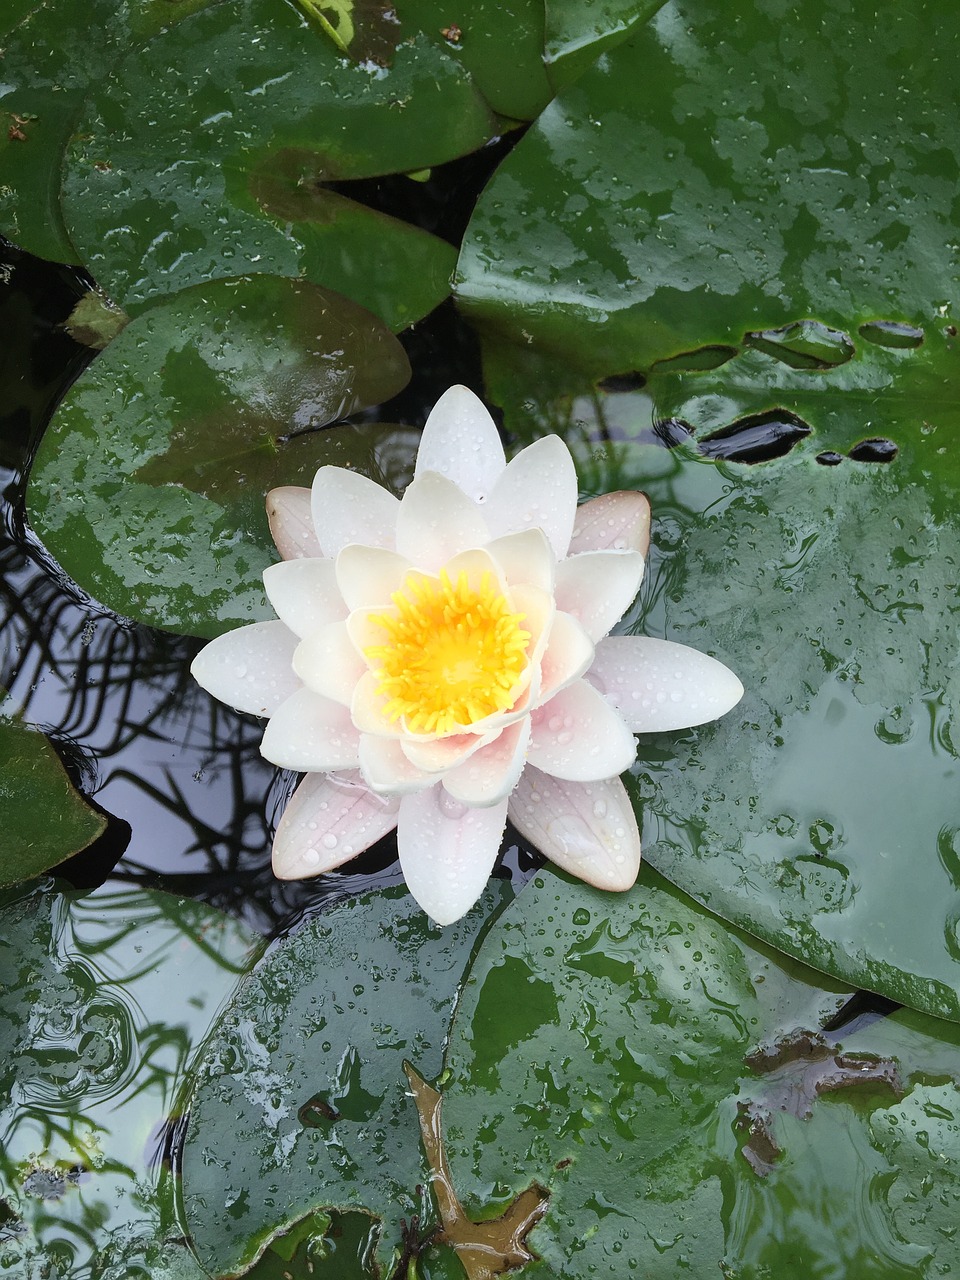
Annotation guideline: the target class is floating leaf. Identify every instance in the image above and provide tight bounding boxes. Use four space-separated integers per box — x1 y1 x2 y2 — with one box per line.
0 698 106 884
27 276 410 637
0 880 260 1278
543 0 669 89
455 0 959 397
571 328 960 1019
441 867 960 1277
61 0 503 314
180 883 511 1279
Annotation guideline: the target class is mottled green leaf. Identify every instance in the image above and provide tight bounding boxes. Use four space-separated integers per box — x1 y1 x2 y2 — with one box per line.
0 700 106 885
442 867 960 1277
456 0 960 393
26 276 410 637
0 880 260 1278
61 0 501 314
544 0 668 89
180 883 511 1279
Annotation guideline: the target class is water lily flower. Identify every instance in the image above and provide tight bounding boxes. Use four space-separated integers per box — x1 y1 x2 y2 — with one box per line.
191 386 743 924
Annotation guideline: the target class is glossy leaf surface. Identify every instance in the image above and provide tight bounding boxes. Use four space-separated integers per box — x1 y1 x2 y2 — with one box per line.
61 0 501 313
442 867 960 1277
0 703 106 884
180 883 511 1278
564 327 960 1019
26 276 410 637
456 0 960 386
0 880 259 1278
543 0 668 89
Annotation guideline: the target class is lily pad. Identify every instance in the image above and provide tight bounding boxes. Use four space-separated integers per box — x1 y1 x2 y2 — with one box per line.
455 0 960 388
565 327 960 1019
179 882 511 1279
0 698 106 884
0 0 218 263
441 867 960 1277
0 879 260 1279
26 275 410 637
543 0 668 90
60 0 502 314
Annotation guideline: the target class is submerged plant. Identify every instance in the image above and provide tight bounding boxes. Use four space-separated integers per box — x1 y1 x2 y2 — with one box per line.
191 386 742 923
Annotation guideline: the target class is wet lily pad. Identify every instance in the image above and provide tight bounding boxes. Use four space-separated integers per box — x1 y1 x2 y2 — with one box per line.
60 0 502 314
180 883 511 1279
441 867 960 1277
544 0 668 89
0 699 106 884
0 0 218 263
455 0 960 390
0 880 260 1278
26 275 410 637
573 328 960 1020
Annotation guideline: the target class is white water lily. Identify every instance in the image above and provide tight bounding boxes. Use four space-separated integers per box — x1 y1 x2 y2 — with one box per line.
191 386 743 924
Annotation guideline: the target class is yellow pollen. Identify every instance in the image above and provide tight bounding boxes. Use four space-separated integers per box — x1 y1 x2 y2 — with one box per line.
364 570 531 735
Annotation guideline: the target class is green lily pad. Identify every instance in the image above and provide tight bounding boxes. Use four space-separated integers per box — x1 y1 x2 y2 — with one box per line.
543 0 668 90
26 275 410 637
180 882 511 1279
441 866 960 1277
562 328 960 1019
60 0 502 314
0 0 218 263
455 0 960 388
0 879 260 1278
0 699 106 884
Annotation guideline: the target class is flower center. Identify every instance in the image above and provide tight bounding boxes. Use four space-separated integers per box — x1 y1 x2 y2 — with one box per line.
364 569 531 735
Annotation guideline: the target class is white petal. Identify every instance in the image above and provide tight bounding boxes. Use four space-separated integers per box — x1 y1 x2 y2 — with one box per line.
260 688 360 771
336 545 413 611
351 670 403 736
402 732 487 773
266 486 320 560
415 385 506 502
485 528 556 592
395 471 489 571
191 620 301 716
293 622 366 704
508 767 640 890
359 736 432 794
443 719 531 807
555 550 645 642
587 636 744 732
537 612 595 703
312 466 400 557
528 680 636 781
397 785 508 925
263 558 346 639
484 436 578 557
569 491 651 556
272 770 399 880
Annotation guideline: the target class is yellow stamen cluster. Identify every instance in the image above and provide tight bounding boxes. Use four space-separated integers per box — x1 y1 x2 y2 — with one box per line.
364 570 531 735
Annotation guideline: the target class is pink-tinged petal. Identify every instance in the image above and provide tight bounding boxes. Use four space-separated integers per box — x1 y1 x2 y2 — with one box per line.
262 558 346 639
397 785 508 925
555 550 645 642
191 621 301 716
569 491 651 556
414 384 506 502
587 636 744 732
395 471 488 571
260 688 360 771
351 670 403 736
266 486 320 560
537 612 595 703
336 545 413 611
312 466 400 557
485 528 556 592
272 770 399 880
528 680 636 781
292 622 366 705
508 767 640 891
484 436 578 557
401 732 487 773
443 718 531 807
359 735 432 794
